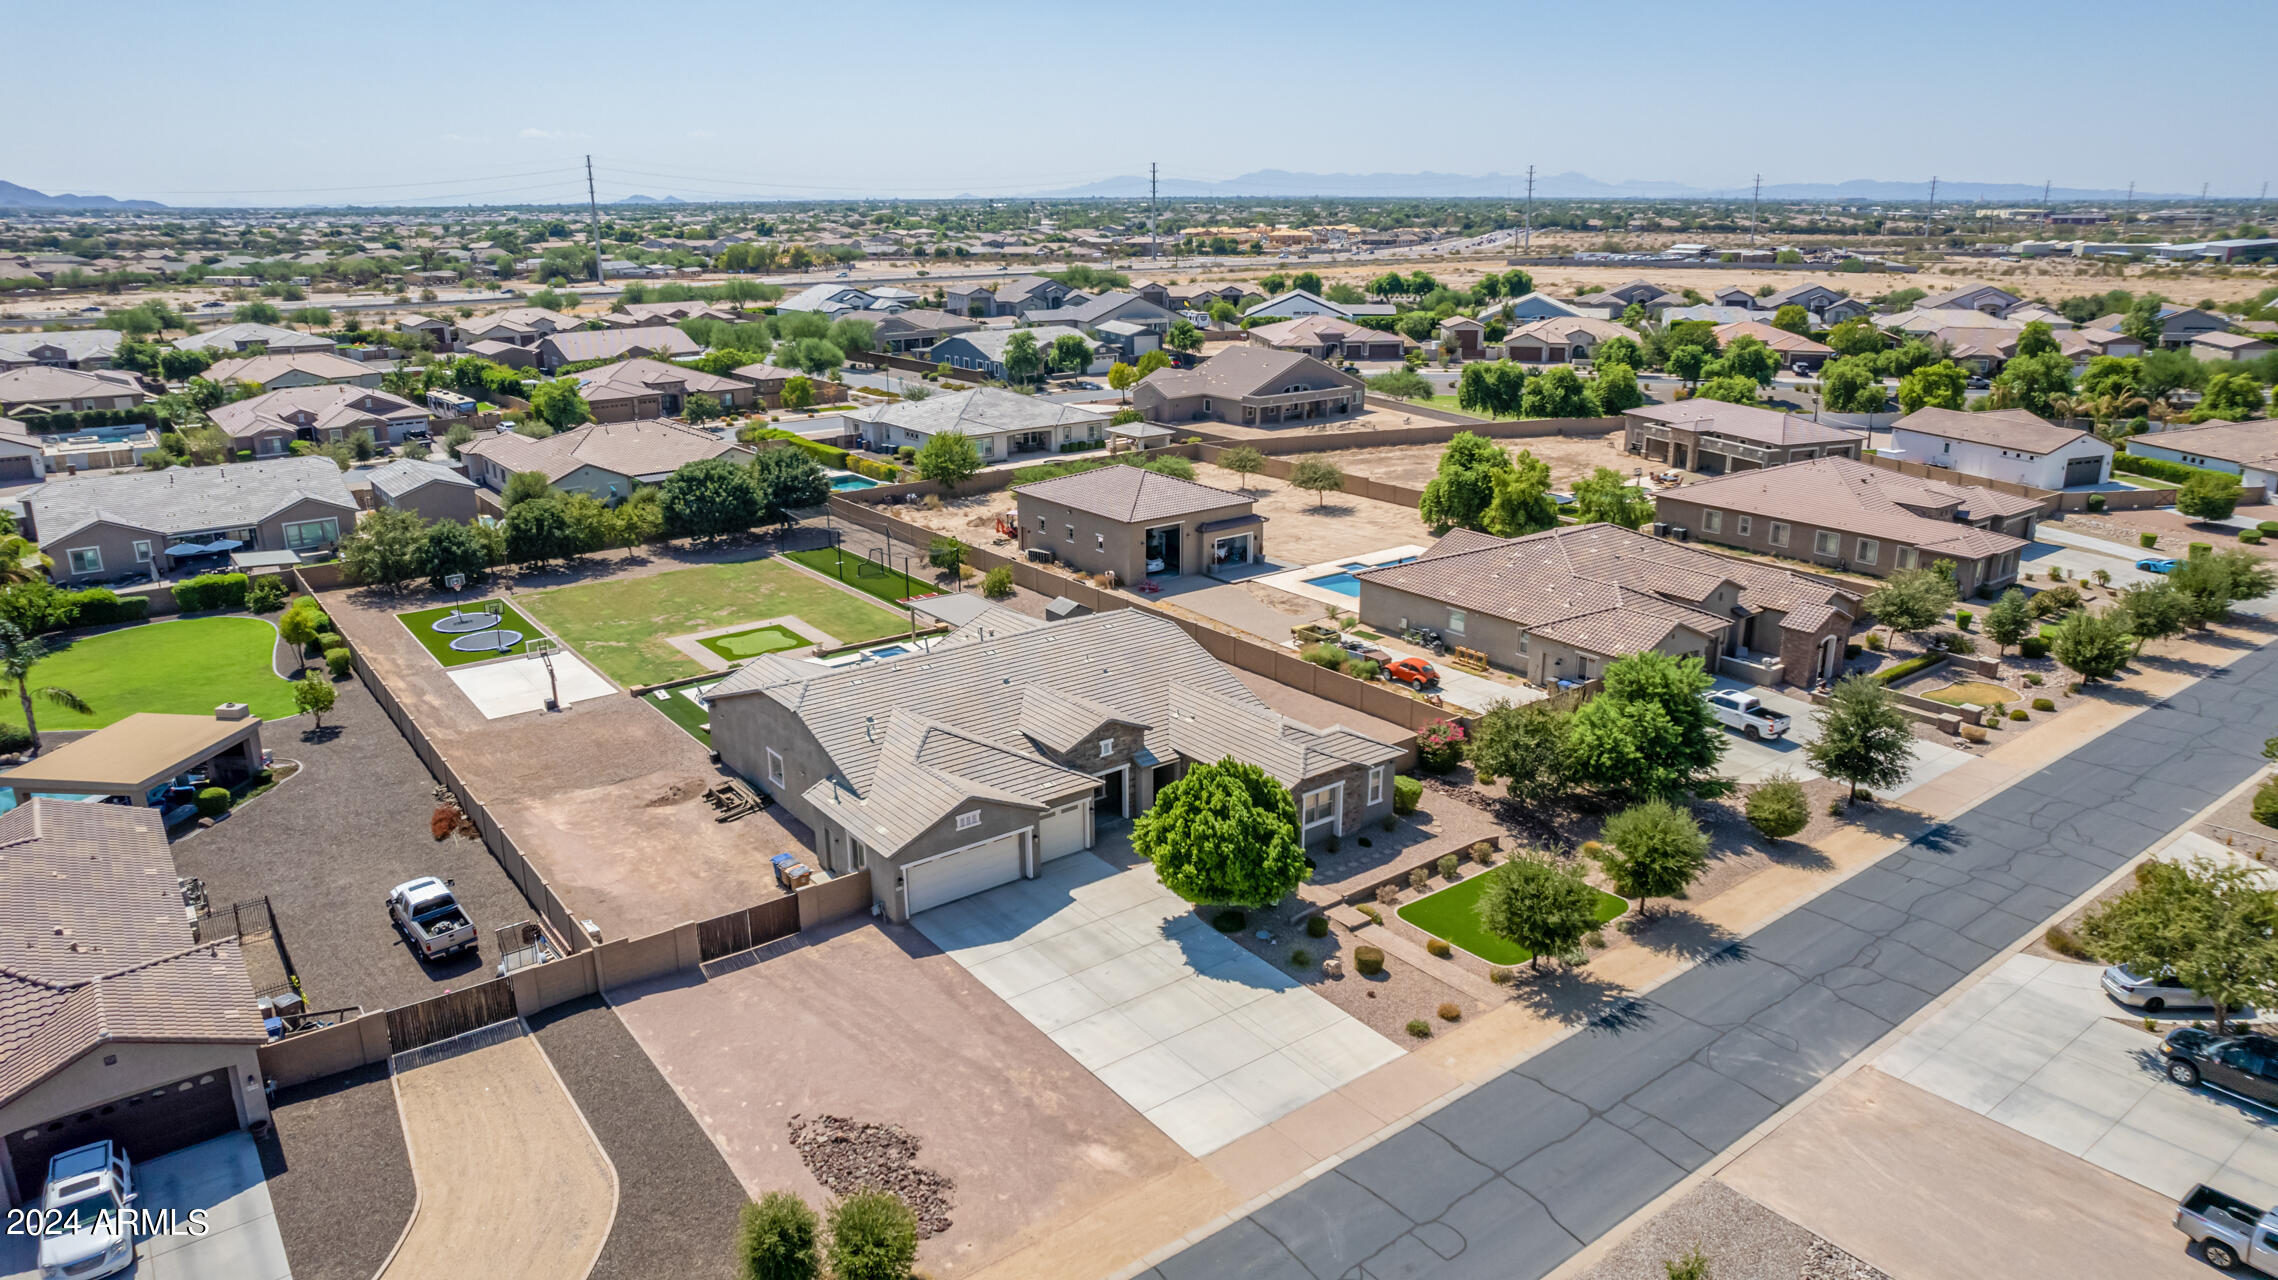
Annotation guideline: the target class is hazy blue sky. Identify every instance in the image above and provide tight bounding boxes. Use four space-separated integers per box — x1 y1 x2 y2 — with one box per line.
13 0 2274 205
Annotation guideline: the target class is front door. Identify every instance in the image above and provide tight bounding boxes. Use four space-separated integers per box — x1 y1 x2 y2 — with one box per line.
1095 768 1125 819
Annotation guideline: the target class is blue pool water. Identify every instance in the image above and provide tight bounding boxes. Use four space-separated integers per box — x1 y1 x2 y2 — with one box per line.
829 476 880 492
1304 557 1416 597
0 791 104 814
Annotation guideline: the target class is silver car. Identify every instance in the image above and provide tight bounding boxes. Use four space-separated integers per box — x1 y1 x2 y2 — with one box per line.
2101 963 2213 1013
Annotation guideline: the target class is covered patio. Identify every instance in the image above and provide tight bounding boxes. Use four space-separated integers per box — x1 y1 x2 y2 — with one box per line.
0 710 266 809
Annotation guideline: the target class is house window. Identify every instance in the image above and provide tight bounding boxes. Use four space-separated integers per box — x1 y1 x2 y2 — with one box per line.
1737 515 1753 537
67 547 101 575
1518 633 1530 655
1702 510 1723 534
955 811 981 832
1896 546 1918 569
1300 785 1338 829
1767 521 1788 548
1096 533 1105 551
132 540 152 563
765 748 784 785
1036 515 1047 532
1367 766 1385 806
1857 539 1879 565
1445 608 1466 635
1814 530 1839 556
1064 524 1074 543
284 517 339 550
1098 738 1115 758
848 840 868 872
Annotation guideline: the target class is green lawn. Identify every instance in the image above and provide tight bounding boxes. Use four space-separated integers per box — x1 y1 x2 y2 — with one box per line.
1416 394 1522 419
1397 870 1628 966
520 557 910 688
1 617 299 731
395 599 545 668
782 546 939 608
641 677 720 746
698 623 812 662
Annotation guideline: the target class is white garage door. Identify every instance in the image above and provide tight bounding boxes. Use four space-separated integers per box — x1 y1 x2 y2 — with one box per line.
1038 802 1088 861
906 833 1024 915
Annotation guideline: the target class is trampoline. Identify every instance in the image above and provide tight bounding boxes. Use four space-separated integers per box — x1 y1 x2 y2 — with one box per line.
447 629 525 653
432 608 504 634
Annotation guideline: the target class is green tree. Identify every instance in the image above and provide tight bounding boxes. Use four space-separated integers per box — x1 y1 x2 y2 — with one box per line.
826 1190 918 1280
1989 351 2071 417
2015 320 2060 358
338 507 429 592
1133 348 1172 378
1564 651 1727 802
278 597 327 655
913 430 983 492
750 446 831 520
0 622 90 756
424 519 489 589
2117 580 2193 653
1596 798 1710 916
1048 333 1093 375
1897 361 1967 414
1745 773 1811 840
1710 335 1780 386
2176 471 2243 521
1826 318 1887 358
528 378 593 430
1666 344 1709 387
736 1192 820 1280
778 376 816 411
1805 675 1916 802
981 566 1014 599
1166 320 1203 354
1483 449 1560 538
1694 374 1759 405
1107 362 1140 399
2050 607 2132 683
1570 466 1654 528
1416 432 1512 531
683 392 725 424
1001 331 1044 384
1292 271 1324 295
608 489 666 547
2119 297 2164 348
1862 566 1955 643
1218 446 1265 492
1595 335 1644 372
1983 586 2031 653
2082 859 2278 1034
503 470 554 509
1466 700 1571 806
444 421 476 459
661 456 763 545
2169 549 2278 623
1591 361 1646 414
2199 371 2267 420
1288 458 1345 507
1133 758 1308 907
1366 368 1433 400
293 671 336 728
1770 305 1812 335
234 300 283 325
927 536 966 577
1519 365 1596 418
1473 853 1603 972
504 495 575 568
1818 357 1887 413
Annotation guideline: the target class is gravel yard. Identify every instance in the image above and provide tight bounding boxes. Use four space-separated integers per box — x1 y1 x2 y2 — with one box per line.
1317 430 1639 490
1576 1179 1890 1280
254 1064 415 1280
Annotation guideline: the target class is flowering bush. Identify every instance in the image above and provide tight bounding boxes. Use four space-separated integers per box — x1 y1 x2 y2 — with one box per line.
1416 719 1466 772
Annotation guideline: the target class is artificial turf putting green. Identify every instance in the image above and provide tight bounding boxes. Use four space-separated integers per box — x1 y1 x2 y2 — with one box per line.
394 599 544 668
0 616 299 731
1396 870 1628 966
782 546 937 607
519 557 908 688
696 622 810 662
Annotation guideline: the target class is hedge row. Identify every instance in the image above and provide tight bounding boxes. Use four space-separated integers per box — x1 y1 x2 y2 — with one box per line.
174 573 249 612
68 589 149 627
1872 653 1944 685
2113 453 2232 485
18 407 160 435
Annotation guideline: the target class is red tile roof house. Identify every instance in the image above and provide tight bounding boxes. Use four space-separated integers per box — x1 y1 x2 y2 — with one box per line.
1650 456 2037 596
0 800 269 1206
1351 523 1860 689
1624 402 1865 474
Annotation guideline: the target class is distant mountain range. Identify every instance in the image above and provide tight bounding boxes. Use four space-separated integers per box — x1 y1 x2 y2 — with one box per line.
613 194 686 204
0 180 166 210
1030 170 2209 204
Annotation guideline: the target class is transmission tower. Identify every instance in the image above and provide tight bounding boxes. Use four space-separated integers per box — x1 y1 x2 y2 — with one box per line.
1148 162 1159 259
585 155 605 285
1523 165 1535 252
1925 176 1938 238
1750 174 1761 244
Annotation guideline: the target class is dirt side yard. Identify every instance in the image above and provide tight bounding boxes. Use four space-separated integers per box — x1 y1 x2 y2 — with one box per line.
1319 430 1640 490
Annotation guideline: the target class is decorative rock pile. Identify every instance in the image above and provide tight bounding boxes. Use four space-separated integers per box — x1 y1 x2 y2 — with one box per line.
788 1113 956 1238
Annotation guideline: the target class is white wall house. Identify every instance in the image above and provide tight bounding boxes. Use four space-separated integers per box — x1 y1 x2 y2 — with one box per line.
1886 407 2112 490
2125 422 2278 492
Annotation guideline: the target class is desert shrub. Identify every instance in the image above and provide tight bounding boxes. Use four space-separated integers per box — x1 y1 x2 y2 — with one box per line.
1954 608 1973 631
1392 774 1422 814
1306 914 1329 938
1375 884 1399 906
2024 672 2044 685
2043 925 2095 960
1437 1002 1462 1022
1939 631 1978 654
1426 938 1452 958
737 1191 820 1280
1437 853 1460 878
2009 708 2028 721
1745 775 1811 840
1289 948 1311 967
1301 642 1345 669
2253 777 2278 830
1358 903 1382 924
1212 909 1246 932
826 1190 917 1280
1406 1019 1432 1038
2028 584 2081 618
2019 636 2050 660
1472 842 1497 865
1864 632 1885 651
2190 541 2212 558
980 566 1014 599
195 786 232 817
324 647 352 679
1409 866 1430 890
2032 697 2055 711
1488 966 1513 984
2244 531 2265 545
1579 840 1604 859
1353 945 1385 976
2140 531 2159 549
1827 795 1848 816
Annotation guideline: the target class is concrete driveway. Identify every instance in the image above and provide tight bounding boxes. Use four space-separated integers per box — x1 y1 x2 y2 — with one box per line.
0 1133 291 1280
1878 954 2278 1203
2026 527 2166 588
1710 676 1973 799
913 844 1401 1157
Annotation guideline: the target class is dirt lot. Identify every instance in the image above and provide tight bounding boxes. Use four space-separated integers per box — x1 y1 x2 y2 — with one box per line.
382 1029 617 1280
255 1064 415 1280
608 916 1189 1277
1320 431 1642 490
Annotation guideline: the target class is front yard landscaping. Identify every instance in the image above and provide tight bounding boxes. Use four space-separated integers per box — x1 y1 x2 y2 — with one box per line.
394 599 544 668
1397 867 1628 965
518 556 910 688
2 616 298 731
1914 679 2018 709
783 545 938 607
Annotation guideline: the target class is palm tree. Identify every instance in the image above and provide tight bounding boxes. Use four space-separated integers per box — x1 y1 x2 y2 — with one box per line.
0 622 90 758
0 531 49 585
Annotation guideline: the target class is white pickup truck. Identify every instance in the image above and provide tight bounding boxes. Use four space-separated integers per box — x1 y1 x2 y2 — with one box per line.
1704 689 1791 740
36 1141 137 1279
2174 1183 2278 1274
389 877 477 960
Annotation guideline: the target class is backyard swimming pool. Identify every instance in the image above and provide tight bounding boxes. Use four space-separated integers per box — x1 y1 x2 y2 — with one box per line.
1304 556 1416 597
827 474 880 492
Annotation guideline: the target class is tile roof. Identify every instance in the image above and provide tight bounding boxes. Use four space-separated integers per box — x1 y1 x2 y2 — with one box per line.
571 356 748 404
1660 456 2034 558
1714 319 1834 356
939 325 1091 363
206 351 376 386
171 323 334 354
847 385 1109 437
459 420 747 486
1626 402 1863 448
537 326 702 366
1020 292 1174 327
459 307 578 337
27 455 357 545
208 385 427 443
2128 420 2278 470
366 458 475 500
1891 406 2094 455
0 366 146 406
0 331 121 364
1134 346 1362 400
1014 464 1250 524
0 800 264 1107
1504 316 1635 347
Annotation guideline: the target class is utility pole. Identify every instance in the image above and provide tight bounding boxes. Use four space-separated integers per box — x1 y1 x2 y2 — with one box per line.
2041 178 2050 212
1926 176 1938 239
1149 161 1159 260
1523 164 1535 253
1750 174 1761 244
2125 179 2134 222
584 154 606 286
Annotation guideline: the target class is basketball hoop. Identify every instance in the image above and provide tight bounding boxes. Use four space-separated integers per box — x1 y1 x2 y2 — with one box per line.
444 573 466 592
524 637 562 711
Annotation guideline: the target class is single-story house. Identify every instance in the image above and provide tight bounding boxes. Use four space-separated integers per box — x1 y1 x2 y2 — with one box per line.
1130 347 1364 427
394 313 458 350
1753 282 1868 324
2125 420 2278 492
453 307 580 351
0 366 148 416
1501 316 1635 365
703 609 1404 920
0 800 269 1206
366 457 482 521
609 300 737 326
1018 291 1178 339
572 357 755 421
1917 284 2023 318
1239 289 1395 320
457 420 751 501
1885 406 2112 489
1650 456 2036 596
535 325 702 374
728 363 851 410
2087 305 2230 349
466 339 540 370
1713 319 1834 372
1013 464 1260 584
208 385 432 456
205 351 383 390
1245 316 1410 363
1353 522 1860 689
0 330 122 371
170 323 336 357
778 284 882 315
845 386 1109 463
926 325 1108 380
22 455 359 584
1499 291 1582 320
1624 403 1864 474
2191 331 2274 363
868 309 980 355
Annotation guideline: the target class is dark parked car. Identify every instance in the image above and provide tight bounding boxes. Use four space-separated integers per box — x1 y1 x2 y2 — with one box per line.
2164 1028 2278 1109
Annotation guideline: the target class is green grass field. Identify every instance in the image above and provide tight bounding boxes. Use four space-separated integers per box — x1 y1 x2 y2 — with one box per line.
520 557 908 688
782 546 938 607
1397 871 1628 966
395 600 545 668
0 617 299 731
697 623 811 662
1418 394 1521 420
641 677 719 746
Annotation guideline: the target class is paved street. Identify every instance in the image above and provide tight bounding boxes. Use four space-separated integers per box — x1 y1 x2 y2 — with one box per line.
1142 632 2278 1280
